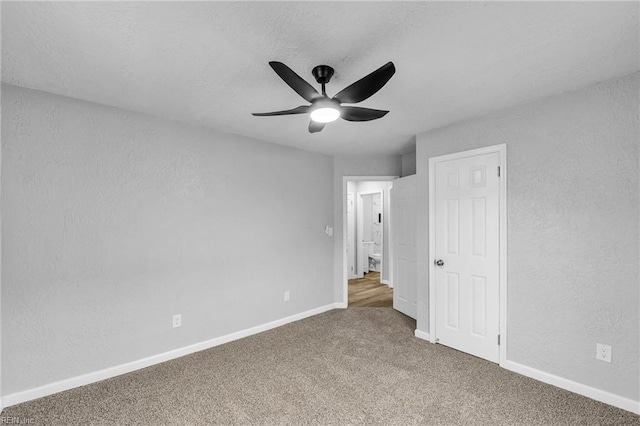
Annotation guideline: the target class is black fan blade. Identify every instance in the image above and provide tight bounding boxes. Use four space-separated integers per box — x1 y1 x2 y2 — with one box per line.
252 105 309 116
333 62 395 104
309 121 325 133
340 106 389 122
269 62 322 103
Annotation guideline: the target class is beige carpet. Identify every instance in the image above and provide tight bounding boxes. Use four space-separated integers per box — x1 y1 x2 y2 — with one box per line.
3 308 639 425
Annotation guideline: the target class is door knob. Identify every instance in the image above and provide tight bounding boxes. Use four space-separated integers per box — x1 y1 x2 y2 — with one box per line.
434 259 444 267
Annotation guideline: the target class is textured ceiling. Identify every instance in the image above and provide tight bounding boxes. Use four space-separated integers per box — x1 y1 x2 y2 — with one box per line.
2 2 639 156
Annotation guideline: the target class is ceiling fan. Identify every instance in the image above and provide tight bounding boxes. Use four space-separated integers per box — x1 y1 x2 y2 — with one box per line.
252 61 396 133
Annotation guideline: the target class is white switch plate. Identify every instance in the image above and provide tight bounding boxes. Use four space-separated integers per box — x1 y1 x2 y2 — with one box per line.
596 343 612 363
173 314 182 328
284 291 290 302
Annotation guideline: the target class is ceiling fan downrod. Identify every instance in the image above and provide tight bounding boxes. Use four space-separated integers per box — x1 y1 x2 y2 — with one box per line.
312 65 334 96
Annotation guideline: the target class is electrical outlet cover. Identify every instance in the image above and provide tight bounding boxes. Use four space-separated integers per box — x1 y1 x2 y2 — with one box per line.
173 314 182 328
596 343 612 363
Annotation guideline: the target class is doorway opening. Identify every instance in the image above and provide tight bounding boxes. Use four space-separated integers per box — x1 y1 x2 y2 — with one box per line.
342 177 396 308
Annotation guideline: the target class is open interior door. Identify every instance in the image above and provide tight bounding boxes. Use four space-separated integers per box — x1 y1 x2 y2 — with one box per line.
391 175 417 319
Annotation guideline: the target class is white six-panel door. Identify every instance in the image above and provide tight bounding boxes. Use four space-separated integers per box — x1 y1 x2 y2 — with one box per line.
391 175 417 319
434 152 500 362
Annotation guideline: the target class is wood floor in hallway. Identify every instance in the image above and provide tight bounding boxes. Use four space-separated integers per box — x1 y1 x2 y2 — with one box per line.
348 272 393 307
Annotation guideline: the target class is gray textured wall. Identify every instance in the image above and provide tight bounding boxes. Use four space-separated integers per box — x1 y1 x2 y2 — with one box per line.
415 73 639 401
401 152 416 177
1 84 335 395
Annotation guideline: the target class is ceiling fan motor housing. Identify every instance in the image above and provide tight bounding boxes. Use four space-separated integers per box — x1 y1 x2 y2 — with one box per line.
312 65 334 84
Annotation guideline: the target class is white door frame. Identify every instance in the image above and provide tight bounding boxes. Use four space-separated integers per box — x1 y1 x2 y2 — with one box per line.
342 176 397 306
428 144 507 366
356 193 365 278
347 192 357 279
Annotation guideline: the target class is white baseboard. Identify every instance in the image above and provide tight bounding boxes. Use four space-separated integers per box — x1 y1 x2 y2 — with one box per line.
414 329 430 341
381 279 392 288
3 303 340 409
334 302 348 309
503 360 640 415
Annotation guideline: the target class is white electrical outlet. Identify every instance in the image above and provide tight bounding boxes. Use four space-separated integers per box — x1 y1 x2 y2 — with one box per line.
284 291 290 302
596 343 612 363
173 314 182 328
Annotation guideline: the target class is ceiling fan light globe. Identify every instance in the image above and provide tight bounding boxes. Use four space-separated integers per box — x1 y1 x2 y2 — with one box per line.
310 107 340 123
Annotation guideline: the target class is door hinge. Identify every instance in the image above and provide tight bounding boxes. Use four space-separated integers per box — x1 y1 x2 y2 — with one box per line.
498 334 501 345
497 166 501 177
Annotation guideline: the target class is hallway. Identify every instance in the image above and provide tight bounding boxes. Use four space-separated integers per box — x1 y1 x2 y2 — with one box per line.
348 272 393 307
